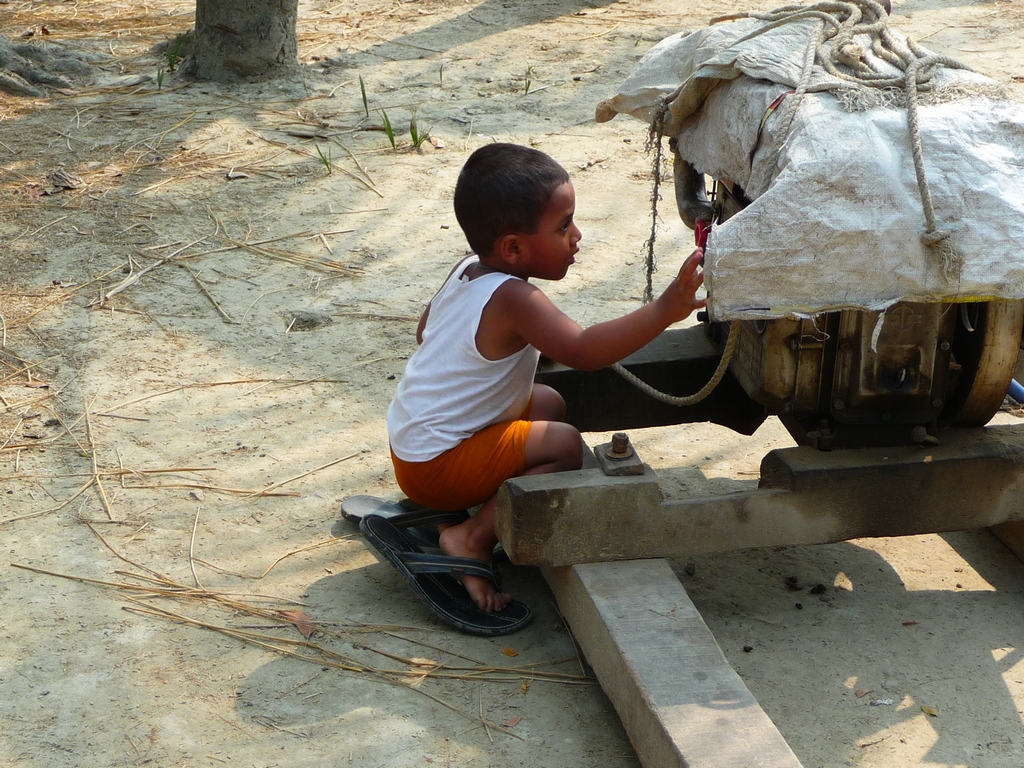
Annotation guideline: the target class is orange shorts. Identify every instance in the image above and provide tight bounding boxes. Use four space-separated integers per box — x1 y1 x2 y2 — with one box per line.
391 418 533 511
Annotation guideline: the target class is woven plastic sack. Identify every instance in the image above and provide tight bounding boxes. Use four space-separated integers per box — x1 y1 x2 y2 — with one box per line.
597 18 1024 320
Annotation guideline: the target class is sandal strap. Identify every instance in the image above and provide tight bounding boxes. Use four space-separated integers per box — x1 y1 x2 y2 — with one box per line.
366 511 504 590
398 551 498 582
388 508 470 529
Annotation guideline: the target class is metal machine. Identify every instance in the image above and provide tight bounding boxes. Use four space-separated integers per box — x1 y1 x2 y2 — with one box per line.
532 170 1023 456
687 178 1024 451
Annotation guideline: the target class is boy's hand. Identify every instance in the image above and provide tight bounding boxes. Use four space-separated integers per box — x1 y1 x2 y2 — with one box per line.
657 248 706 324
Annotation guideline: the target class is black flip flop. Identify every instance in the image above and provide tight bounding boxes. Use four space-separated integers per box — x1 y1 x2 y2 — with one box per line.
341 495 505 559
341 495 468 549
360 511 532 636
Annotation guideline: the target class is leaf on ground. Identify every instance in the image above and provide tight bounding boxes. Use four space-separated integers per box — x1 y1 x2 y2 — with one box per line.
921 705 939 717
50 168 83 190
855 689 870 698
503 716 521 728
279 609 317 639
902 620 918 626
501 647 518 657
25 380 50 388
409 657 436 667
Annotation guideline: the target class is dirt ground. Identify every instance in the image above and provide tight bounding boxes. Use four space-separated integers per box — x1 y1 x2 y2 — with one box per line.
3 1 1024 766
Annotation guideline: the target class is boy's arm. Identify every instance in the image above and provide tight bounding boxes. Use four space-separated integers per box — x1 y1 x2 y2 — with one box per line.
493 249 705 370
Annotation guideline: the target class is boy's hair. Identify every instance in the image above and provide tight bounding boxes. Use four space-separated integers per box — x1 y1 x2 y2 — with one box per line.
453 143 570 258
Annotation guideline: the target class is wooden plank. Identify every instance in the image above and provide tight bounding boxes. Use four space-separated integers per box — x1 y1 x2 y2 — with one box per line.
498 425 1024 566
991 521 1024 562
544 559 802 768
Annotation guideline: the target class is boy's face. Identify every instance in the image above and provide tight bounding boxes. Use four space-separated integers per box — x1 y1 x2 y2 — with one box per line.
514 181 581 281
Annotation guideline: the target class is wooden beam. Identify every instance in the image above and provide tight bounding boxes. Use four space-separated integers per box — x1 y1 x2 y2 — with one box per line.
990 521 1024 561
498 425 1024 566
544 560 803 768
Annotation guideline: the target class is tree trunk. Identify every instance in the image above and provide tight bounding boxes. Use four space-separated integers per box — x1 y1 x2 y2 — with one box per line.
184 0 298 82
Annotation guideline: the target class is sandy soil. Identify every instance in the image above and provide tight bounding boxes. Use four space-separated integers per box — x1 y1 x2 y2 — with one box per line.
3 1 1024 767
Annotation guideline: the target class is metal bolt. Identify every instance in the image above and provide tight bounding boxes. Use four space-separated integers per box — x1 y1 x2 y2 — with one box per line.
881 412 892 422
932 397 943 408
839 341 852 352
833 398 845 411
939 341 951 351
607 432 634 459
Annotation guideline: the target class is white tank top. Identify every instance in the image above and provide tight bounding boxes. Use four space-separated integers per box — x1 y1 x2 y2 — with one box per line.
387 257 540 462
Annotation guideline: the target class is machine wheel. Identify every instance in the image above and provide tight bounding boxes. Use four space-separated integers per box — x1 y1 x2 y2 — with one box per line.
942 300 1024 426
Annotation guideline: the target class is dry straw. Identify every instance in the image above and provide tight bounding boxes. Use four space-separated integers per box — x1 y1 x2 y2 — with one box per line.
13 556 593 738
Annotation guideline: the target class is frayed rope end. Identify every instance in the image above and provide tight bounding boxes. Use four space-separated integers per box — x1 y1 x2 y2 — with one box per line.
922 228 963 282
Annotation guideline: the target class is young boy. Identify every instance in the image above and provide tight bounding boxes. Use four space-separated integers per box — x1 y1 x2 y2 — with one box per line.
386 143 705 614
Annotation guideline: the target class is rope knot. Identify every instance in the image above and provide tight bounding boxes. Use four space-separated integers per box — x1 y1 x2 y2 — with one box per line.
836 41 867 68
921 228 963 282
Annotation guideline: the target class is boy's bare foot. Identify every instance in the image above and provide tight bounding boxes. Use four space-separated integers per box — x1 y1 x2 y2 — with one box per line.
439 523 512 613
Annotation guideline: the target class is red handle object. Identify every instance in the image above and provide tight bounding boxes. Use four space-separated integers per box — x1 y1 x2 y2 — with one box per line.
694 219 710 250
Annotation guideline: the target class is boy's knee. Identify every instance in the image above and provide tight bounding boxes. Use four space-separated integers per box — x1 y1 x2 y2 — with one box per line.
559 425 584 470
525 420 583 472
530 384 567 422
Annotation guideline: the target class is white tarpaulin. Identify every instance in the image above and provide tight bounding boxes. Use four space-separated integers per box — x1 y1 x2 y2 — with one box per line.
597 15 1024 320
